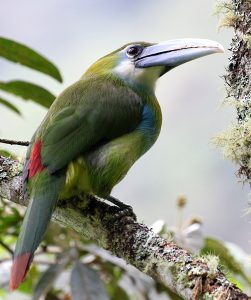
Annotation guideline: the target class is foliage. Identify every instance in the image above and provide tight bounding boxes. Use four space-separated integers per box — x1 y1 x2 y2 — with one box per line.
0 98 21 115
70 260 109 300
202 238 251 288
1 192 251 299
0 37 62 82
152 204 251 295
0 37 61 116
0 199 176 299
0 81 55 109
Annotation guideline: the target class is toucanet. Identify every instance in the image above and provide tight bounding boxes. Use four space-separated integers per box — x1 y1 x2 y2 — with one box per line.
9 38 224 290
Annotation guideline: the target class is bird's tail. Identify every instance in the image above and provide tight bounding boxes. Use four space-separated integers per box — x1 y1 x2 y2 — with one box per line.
9 170 65 291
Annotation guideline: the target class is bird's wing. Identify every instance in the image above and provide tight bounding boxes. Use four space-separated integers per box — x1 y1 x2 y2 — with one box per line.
39 77 143 173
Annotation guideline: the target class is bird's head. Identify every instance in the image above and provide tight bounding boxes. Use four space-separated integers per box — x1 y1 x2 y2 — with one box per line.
85 39 224 90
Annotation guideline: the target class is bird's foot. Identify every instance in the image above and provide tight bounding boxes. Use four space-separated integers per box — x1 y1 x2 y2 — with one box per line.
106 196 136 220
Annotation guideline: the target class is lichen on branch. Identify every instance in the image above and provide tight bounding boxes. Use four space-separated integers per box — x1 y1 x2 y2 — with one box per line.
214 0 251 184
0 155 249 300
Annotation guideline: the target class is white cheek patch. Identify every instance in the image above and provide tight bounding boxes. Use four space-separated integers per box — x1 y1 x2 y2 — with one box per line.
114 59 144 80
113 59 161 90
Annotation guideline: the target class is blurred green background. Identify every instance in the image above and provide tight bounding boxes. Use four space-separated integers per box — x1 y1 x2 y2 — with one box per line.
0 0 249 255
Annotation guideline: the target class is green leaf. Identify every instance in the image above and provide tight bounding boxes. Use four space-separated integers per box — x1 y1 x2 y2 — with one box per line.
32 263 66 300
0 37 62 82
108 285 130 300
32 250 72 300
71 261 109 300
0 214 22 232
19 265 39 294
201 238 251 286
0 288 7 298
0 97 21 115
155 282 183 300
0 149 16 159
0 81 56 108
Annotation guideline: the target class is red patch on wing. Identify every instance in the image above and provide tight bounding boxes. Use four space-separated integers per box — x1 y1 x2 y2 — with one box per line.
9 252 32 291
28 140 46 178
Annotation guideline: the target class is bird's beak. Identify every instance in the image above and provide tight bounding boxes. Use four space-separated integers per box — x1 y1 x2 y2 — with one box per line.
135 38 224 71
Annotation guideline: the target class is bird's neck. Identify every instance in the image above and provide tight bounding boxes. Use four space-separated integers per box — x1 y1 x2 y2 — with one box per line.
136 91 162 153
120 76 162 153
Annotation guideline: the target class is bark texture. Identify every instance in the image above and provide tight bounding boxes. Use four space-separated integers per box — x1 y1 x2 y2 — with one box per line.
0 156 249 300
215 0 251 184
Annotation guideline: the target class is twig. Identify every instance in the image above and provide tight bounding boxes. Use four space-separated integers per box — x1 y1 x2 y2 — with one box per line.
0 138 29 147
0 155 249 300
0 240 13 255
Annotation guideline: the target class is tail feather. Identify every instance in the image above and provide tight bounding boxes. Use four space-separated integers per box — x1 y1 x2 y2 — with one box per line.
9 253 32 291
9 170 65 290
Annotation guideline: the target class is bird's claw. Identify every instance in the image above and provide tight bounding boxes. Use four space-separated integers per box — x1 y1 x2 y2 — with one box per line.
113 205 137 221
105 196 136 220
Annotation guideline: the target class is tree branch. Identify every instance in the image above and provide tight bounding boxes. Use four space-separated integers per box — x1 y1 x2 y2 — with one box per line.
0 138 29 146
215 0 251 184
0 240 13 255
0 156 249 300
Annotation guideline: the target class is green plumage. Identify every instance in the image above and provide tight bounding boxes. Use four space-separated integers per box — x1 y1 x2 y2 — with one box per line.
12 66 161 288
33 71 161 198
10 38 223 290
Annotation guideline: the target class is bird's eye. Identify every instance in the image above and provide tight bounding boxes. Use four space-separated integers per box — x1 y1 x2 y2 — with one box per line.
126 45 142 58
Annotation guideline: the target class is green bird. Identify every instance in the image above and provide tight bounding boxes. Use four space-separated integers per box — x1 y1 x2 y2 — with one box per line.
10 38 224 290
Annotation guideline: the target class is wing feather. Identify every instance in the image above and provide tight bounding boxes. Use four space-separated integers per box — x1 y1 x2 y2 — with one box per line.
36 76 143 173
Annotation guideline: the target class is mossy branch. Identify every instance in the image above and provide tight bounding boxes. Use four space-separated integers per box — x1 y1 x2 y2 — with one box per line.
0 156 249 300
214 0 251 184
